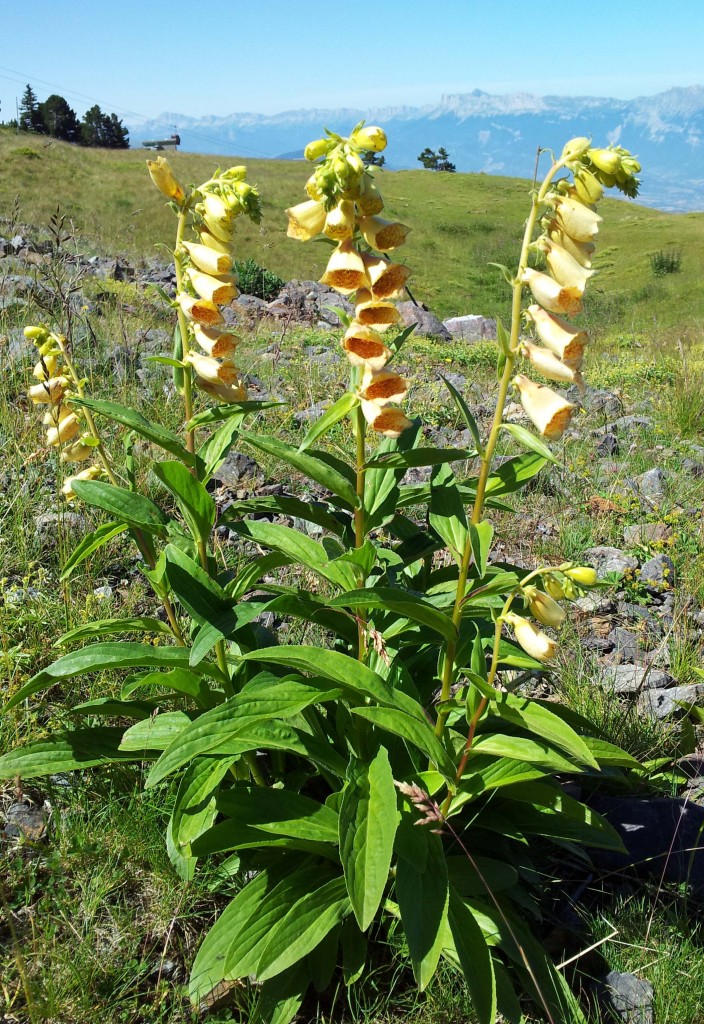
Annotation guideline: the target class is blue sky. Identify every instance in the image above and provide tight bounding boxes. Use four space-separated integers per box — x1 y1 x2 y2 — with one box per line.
1 0 702 127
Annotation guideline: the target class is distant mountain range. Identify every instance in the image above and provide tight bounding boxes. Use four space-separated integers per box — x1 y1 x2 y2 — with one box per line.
127 87 704 212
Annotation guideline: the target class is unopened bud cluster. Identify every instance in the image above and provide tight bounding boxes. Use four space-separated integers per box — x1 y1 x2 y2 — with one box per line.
513 141 641 440
287 124 413 437
506 563 599 662
147 157 262 403
25 326 101 499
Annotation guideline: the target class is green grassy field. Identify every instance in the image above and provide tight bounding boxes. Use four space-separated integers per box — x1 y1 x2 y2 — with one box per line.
2 128 704 333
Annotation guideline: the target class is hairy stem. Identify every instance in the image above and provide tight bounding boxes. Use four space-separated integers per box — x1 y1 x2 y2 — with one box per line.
354 402 367 661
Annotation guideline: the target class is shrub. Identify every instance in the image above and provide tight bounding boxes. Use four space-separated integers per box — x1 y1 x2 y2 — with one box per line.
233 257 285 301
650 248 682 277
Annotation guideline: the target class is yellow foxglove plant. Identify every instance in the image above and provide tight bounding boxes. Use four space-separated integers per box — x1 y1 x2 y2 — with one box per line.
4 136 644 1024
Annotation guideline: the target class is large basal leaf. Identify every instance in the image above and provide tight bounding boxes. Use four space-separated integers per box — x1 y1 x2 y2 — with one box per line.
350 707 456 780
468 734 578 774
0 727 140 780
216 785 339 843
220 495 348 538
429 463 469 564
70 396 193 464
60 521 129 580
256 876 350 981
169 756 236 880
365 448 476 469
229 520 357 591
240 646 427 722
450 756 549 812
72 479 170 534
396 829 449 991
162 544 237 665
364 423 421 531
240 432 359 509
327 588 457 643
263 592 359 645
55 616 174 647
493 693 599 769
5 643 223 711
121 667 217 707
153 461 216 546
120 711 191 751
339 748 398 931
447 890 497 1024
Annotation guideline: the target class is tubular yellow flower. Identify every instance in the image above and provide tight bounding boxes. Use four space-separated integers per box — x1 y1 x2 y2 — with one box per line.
62 465 101 500
551 195 603 242
286 199 327 241
323 200 356 241
521 268 583 317
192 324 240 359
185 268 239 305
525 305 589 366
32 354 60 380
342 324 392 370
187 352 240 385
350 125 387 153
504 613 557 662
358 216 410 252
540 239 594 290
546 222 595 267
197 230 231 254
544 574 567 600
181 242 233 276
368 407 413 437
201 214 234 244
361 254 411 300
354 290 402 332
357 175 384 217
562 565 598 586
521 341 584 387
513 374 576 440
60 440 94 463
320 240 370 295
28 376 70 405
305 173 324 202
177 294 225 327
522 585 566 628
47 411 80 446
573 168 604 205
359 369 408 406
146 156 185 204
195 377 248 403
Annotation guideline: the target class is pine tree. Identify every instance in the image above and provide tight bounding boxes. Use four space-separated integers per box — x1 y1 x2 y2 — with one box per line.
80 105 129 148
19 84 45 134
40 95 81 142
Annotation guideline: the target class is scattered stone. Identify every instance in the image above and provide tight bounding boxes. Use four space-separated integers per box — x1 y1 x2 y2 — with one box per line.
607 627 640 664
442 314 497 342
640 683 704 719
610 415 653 433
93 585 113 600
3 802 47 840
587 389 623 416
34 511 87 544
596 432 619 457
601 664 672 693
635 468 668 503
210 451 263 489
397 301 451 341
601 971 654 1024
623 522 672 546
293 400 330 425
583 546 639 578
269 280 354 326
639 553 675 593
580 636 614 654
573 594 616 615
682 457 704 478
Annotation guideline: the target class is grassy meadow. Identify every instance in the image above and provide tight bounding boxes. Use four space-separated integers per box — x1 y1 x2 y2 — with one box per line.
1 131 704 1023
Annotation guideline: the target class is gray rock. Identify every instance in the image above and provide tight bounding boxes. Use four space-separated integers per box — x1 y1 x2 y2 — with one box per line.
601 664 672 693
397 301 451 341
587 389 623 416
617 602 662 631
682 457 704 478
34 511 87 543
573 594 616 615
3 802 47 840
442 314 496 342
636 467 668 503
583 546 639 578
93 585 113 600
596 432 619 457
294 401 330 425
601 971 653 1024
640 684 704 719
581 636 614 654
607 627 641 663
210 451 263 488
610 415 653 433
639 553 675 592
623 522 672 546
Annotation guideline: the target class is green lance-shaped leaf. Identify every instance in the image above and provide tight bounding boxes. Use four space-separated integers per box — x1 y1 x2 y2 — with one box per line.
229 520 357 591
55 616 174 647
69 396 194 465
256 875 350 981
61 521 129 580
5 642 225 711
298 391 359 452
364 422 421 531
120 711 191 751
162 544 237 665
339 748 398 931
215 785 339 844
153 461 215 547
484 451 547 497
365 448 476 469
222 494 348 538
447 890 497 1024
396 827 449 991
468 733 581 774
468 520 494 579
120 667 216 707
492 692 599 769
429 462 469 564
350 707 456 779
188 400 282 430
440 373 484 455
327 588 457 643
169 756 236 880
71 479 170 534
240 432 359 509
0 727 140 780
500 422 559 464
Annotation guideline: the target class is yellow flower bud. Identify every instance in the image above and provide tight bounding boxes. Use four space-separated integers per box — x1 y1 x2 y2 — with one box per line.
561 137 591 161
185 268 239 305
181 242 233 276
146 156 185 204
221 165 247 182
323 200 356 241
513 375 576 440
33 354 60 380
187 352 240 385
357 175 385 217
350 125 387 153
573 168 604 205
24 325 49 342
358 216 410 252
361 254 411 301
47 411 80 446
587 148 621 175
544 574 566 600
550 195 603 242
28 376 69 405
201 215 234 244
319 240 371 295
525 305 589 367
562 565 598 586
359 369 408 406
305 173 324 202
304 138 331 162
521 268 583 317
521 342 584 388
192 325 240 359
197 230 231 255
354 290 402 332
60 440 94 463
504 613 557 662
177 294 225 327
342 324 392 371
62 465 101 501
522 585 566 628
286 199 327 241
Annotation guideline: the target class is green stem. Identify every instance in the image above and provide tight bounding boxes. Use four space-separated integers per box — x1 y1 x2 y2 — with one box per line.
354 402 367 661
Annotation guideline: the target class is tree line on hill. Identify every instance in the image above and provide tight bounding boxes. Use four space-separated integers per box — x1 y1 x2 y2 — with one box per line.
9 85 129 149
